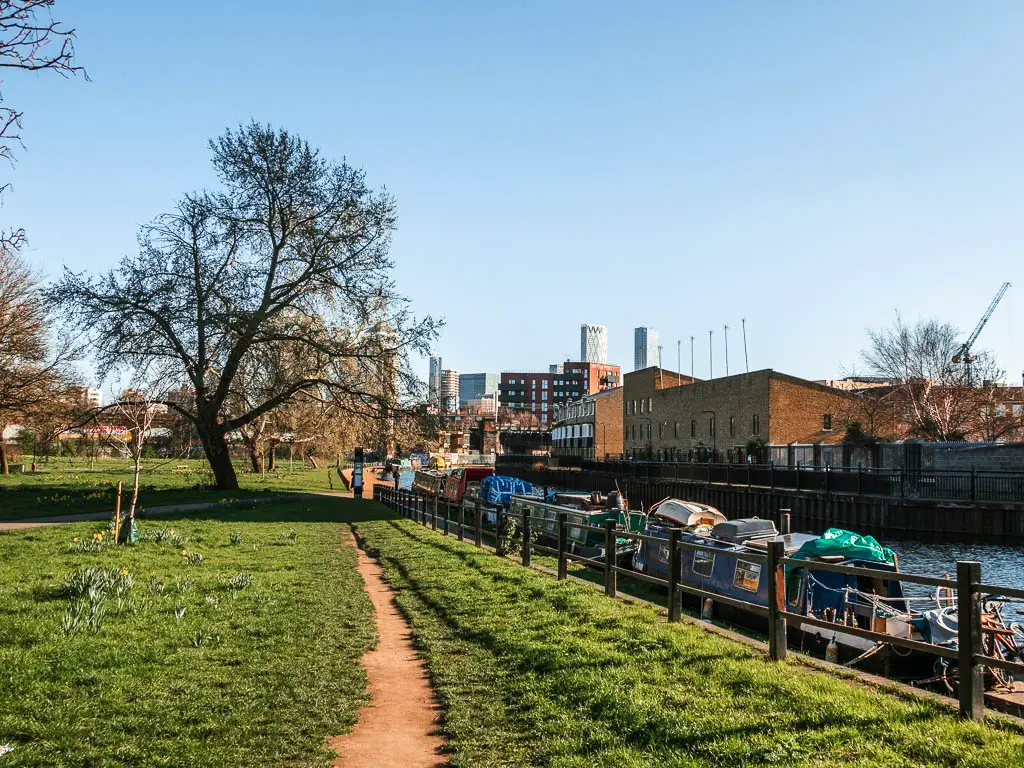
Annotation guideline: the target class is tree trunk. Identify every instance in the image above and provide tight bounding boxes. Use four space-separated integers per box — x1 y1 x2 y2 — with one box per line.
198 423 239 490
267 444 277 472
0 437 7 475
247 442 262 473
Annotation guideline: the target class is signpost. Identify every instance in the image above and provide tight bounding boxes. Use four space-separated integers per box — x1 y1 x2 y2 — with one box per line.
352 447 364 499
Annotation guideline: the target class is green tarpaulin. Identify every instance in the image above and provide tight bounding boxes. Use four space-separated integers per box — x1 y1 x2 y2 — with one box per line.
789 527 896 565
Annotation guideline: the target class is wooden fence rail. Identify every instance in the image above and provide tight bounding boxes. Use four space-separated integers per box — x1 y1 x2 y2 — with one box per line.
373 485 1024 722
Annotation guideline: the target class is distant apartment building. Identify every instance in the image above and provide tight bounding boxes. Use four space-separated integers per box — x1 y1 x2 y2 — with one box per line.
622 367 853 461
634 327 659 371
428 355 443 405
440 369 459 412
580 324 608 364
561 361 621 395
552 387 623 460
69 386 102 409
458 372 499 407
499 370 585 425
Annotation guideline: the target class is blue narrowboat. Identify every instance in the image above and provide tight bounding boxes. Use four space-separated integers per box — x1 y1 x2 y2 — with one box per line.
632 499 921 660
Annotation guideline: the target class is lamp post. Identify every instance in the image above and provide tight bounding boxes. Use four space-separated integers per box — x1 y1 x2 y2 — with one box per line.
701 409 717 462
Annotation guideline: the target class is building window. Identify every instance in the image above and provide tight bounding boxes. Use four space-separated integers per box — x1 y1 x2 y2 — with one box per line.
729 416 735 437
658 423 664 439
532 380 536 388
626 401 631 416
624 425 629 441
542 392 548 402
632 424 636 441
709 417 715 437
640 399 645 414
691 420 696 438
648 397 652 413
752 414 760 435
823 414 833 431
674 421 679 438
647 424 652 440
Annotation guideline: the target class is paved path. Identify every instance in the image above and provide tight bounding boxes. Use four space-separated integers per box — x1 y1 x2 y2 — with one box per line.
330 528 447 767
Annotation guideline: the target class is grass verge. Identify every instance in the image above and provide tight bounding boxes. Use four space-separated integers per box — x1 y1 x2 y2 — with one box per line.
0 499 374 767
354 514 1024 768
0 458 343 520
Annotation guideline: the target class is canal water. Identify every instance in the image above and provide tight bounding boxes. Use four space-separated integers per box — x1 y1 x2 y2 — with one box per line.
876 535 1024 593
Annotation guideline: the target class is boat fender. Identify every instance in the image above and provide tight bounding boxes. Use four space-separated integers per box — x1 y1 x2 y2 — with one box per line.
702 598 714 621
825 636 839 664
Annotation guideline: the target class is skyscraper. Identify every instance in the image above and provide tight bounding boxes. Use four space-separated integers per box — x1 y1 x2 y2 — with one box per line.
458 373 499 408
580 324 608 364
428 355 442 405
634 327 659 371
440 369 460 412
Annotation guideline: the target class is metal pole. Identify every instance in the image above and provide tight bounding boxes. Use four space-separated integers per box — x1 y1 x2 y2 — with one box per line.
668 528 681 622
742 317 749 373
677 340 681 385
604 519 617 598
957 560 984 720
709 329 714 380
767 539 788 661
690 336 694 381
724 324 729 376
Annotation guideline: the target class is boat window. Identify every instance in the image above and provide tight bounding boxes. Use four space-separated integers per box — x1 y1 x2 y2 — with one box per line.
658 543 670 563
734 560 761 592
786 568 804 607
692 550 715 577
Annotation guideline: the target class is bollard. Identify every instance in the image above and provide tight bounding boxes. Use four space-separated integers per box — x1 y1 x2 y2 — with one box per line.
474 501 483 548
957 560 984 720
668 528 681 622
522 506 531 567
780 511 791 536
767 539 787 660
557 512 567 580
604 519 617 598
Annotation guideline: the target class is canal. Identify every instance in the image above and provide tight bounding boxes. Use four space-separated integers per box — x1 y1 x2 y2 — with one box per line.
877 535 1024 594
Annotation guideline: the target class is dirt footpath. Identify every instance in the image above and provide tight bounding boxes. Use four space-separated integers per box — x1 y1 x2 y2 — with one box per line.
330 529 447 767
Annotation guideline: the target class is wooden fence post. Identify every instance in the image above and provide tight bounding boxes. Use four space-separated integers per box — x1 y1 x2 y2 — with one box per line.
521 506 531 567
432 495 438 530
767 539 787 661
474 501 483 548
604 519 617 598
557 512 567 580
668 528 681 622
496 508 506 556
457 503 465 541
957 560 984 720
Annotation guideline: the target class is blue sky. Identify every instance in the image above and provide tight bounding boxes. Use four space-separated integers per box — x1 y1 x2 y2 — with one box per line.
5 1 1024 387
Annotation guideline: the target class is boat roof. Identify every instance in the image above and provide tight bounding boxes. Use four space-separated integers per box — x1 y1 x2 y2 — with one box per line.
651 499 727 528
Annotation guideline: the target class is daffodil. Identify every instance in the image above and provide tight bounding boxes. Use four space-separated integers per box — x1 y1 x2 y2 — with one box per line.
120 569 129 577
180 550 187 557
169 529 175 535
72 537 79 543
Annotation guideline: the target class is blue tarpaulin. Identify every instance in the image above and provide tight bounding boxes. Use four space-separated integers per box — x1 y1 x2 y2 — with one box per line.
480 475 533 507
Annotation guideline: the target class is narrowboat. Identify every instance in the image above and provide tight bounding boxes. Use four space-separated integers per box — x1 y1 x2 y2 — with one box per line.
631 498 924 664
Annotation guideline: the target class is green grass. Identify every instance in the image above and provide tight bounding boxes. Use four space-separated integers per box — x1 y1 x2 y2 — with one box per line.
0 498 375 767
0 457 344 521
354 513 1024 768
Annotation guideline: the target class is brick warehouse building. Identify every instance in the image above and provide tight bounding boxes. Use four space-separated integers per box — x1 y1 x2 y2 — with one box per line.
551 387 624 460
622 368 855 461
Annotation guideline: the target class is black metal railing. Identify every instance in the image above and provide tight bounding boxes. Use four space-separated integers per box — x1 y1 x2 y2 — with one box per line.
495 456 1024 505
373 484 1024 722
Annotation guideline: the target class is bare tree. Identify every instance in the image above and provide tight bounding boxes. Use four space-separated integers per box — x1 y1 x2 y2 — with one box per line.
50 122 440 489
861 315 1004 441
0 248 76 472
0 1 86 254
103 391 160 538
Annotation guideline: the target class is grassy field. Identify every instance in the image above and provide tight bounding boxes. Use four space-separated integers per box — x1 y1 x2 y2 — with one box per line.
0 457 344 521
354 514 1024 768
0 499 375 767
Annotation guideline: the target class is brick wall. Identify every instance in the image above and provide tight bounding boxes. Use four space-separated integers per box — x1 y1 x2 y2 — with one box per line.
769 375 853 445
595 387 623 458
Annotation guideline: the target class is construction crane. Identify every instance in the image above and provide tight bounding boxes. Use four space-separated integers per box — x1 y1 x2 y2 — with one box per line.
952 281 1011 383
